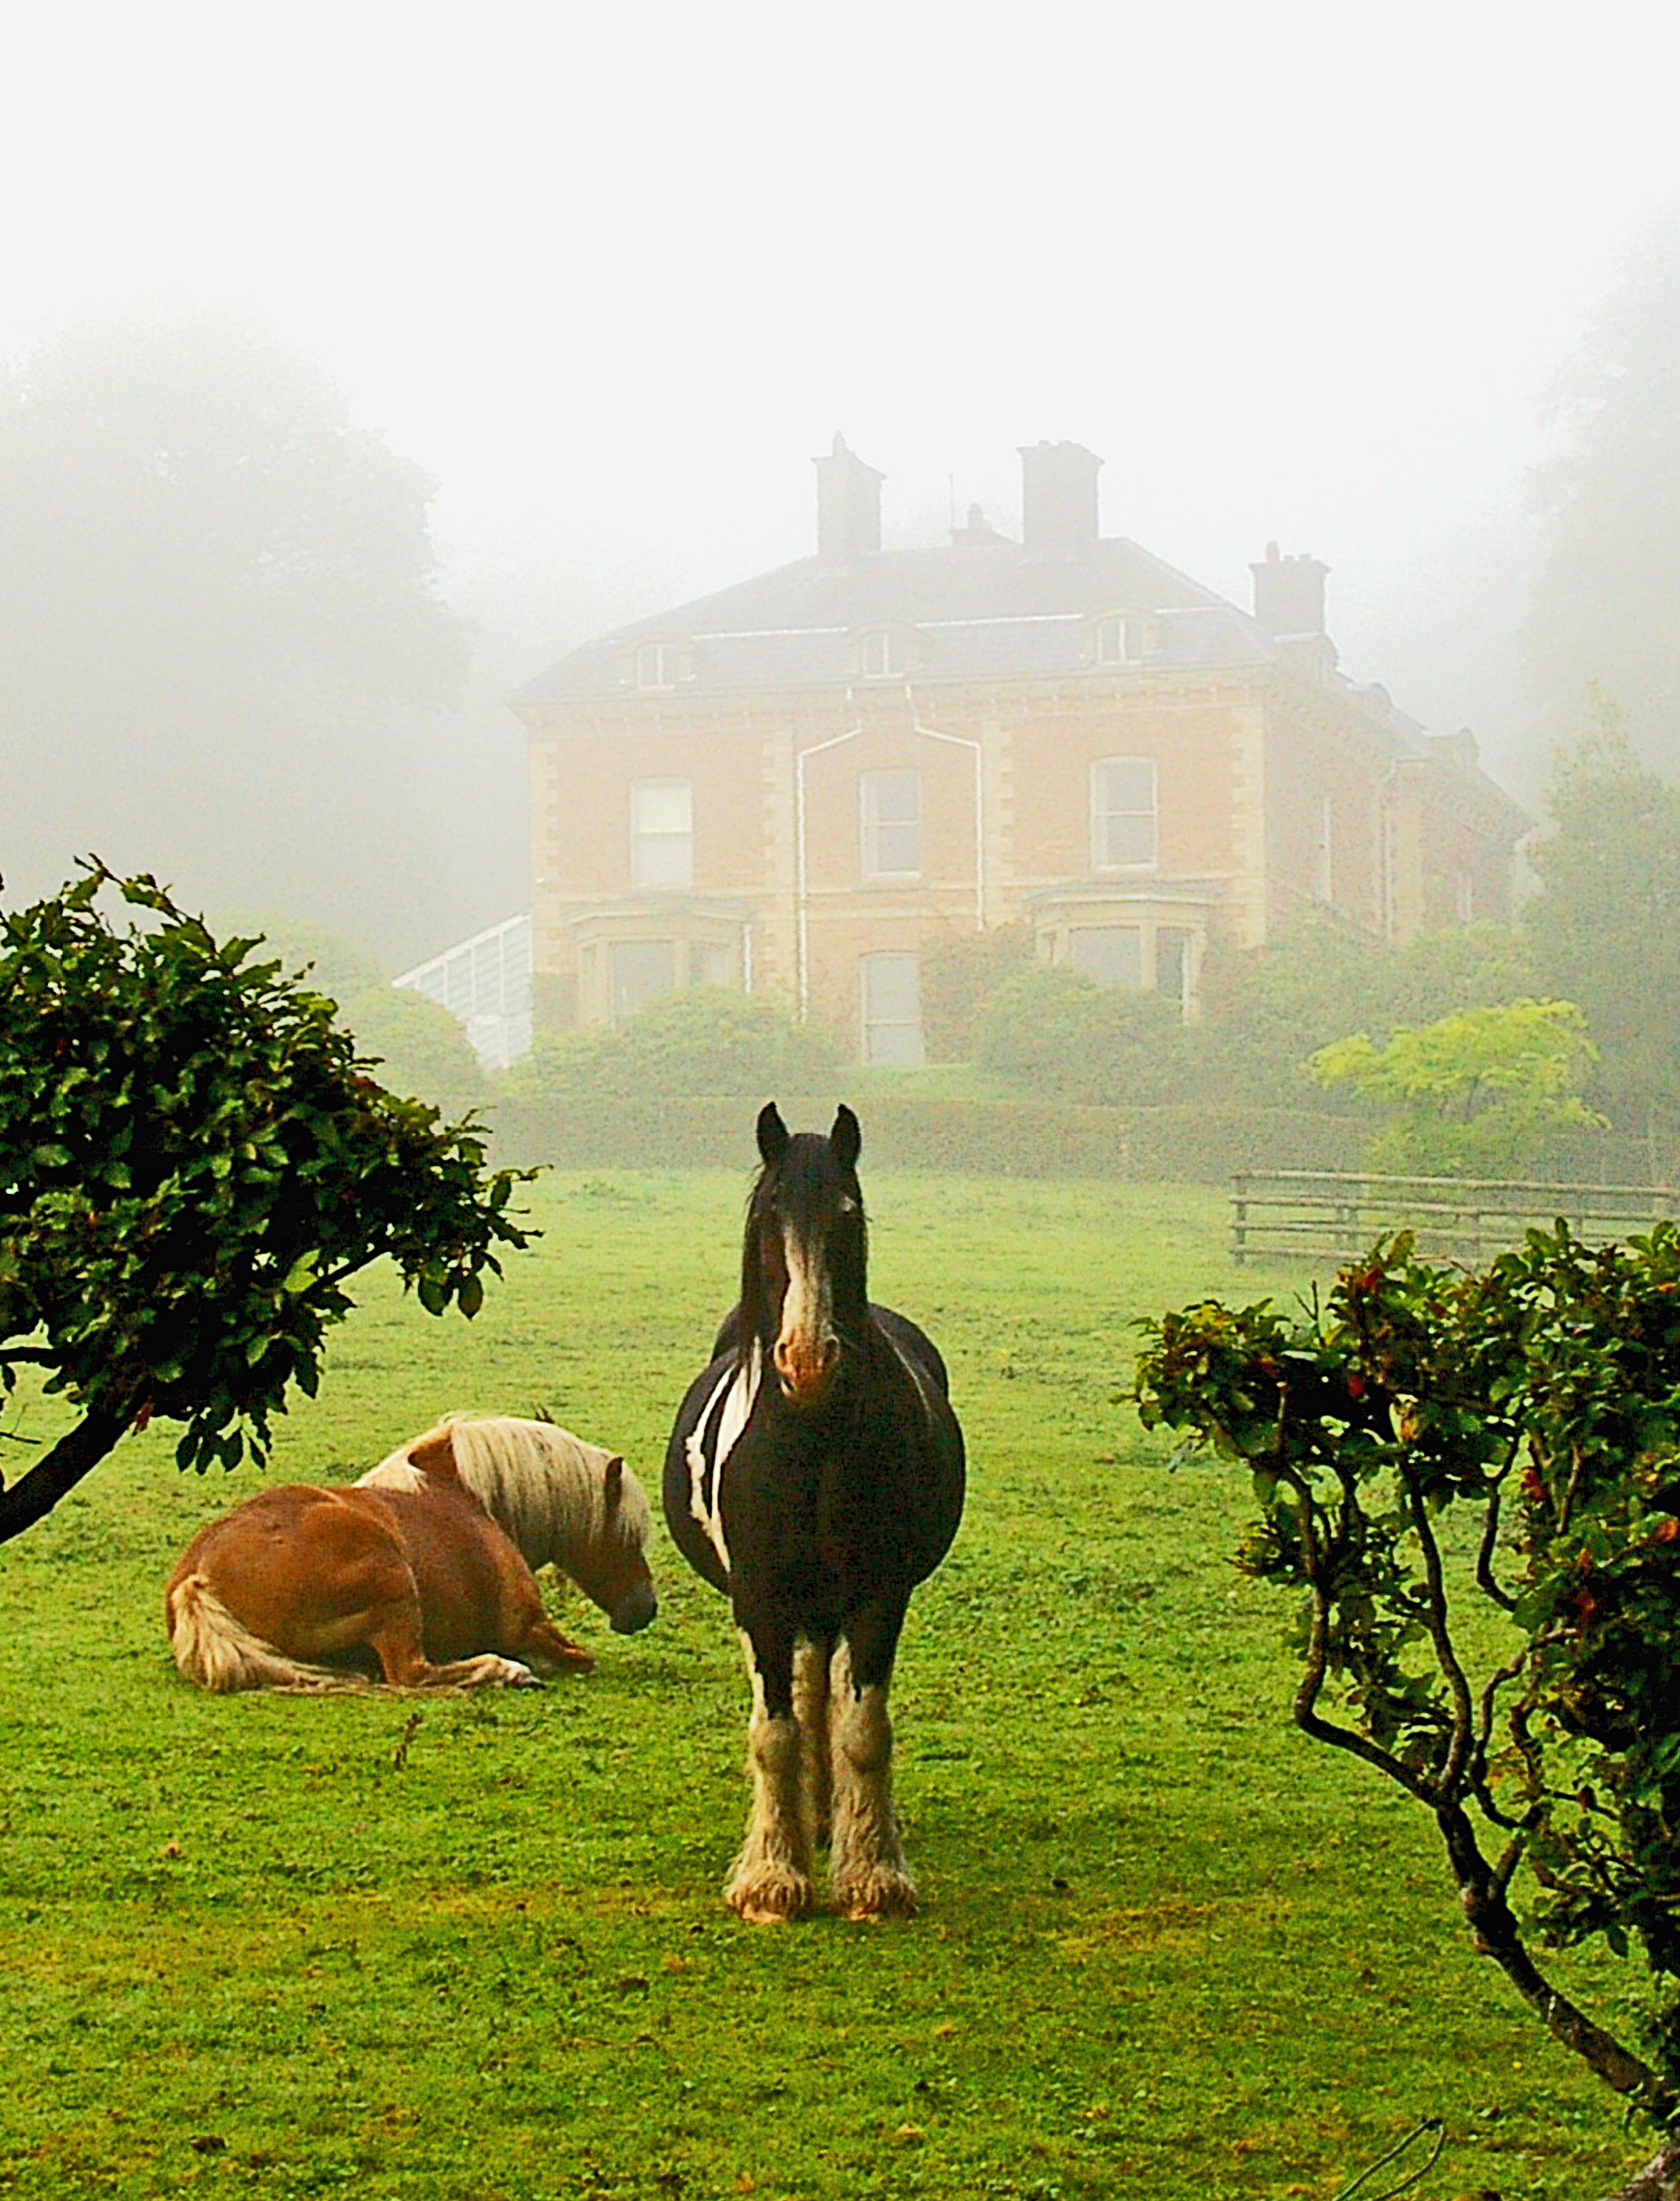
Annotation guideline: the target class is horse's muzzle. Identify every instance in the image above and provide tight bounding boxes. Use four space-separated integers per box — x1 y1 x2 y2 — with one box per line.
610 1580 658 1634
773 1337 839 1407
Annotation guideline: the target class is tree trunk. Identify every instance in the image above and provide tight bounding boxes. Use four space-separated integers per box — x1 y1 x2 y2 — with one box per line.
1603 2134 1680 2201
0 1405 131 1545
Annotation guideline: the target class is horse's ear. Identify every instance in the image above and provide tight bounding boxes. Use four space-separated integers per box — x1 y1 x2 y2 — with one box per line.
756 1101 789 1164
604 1456 624 1509
409 1425 458 1481
831 1104 861 1170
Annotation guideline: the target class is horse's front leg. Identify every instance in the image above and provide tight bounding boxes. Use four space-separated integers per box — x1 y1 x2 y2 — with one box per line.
728 1622 814 1923
792 1634 833 1850
829 1607 915 1920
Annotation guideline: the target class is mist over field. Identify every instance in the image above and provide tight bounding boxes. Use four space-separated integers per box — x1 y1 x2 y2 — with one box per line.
1 4 1677 982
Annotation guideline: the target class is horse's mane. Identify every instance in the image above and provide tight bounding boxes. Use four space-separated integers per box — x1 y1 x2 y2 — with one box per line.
359 1415 651 1575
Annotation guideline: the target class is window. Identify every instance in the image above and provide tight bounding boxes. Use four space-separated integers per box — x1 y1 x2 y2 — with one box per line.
860 630 902 678
861 768 922 878
1156 925 1190 1010
1090 756 1157 868
634 641 677 690
861 952 925 1066
630 777 692 888
1069 925 1143 987
1094 614 1148 666
610 941 676 1020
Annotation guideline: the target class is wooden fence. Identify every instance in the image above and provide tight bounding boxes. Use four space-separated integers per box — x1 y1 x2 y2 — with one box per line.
1230 1170 1680 1265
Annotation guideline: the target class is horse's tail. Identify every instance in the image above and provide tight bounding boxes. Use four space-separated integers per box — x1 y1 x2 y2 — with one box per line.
166 1574 367 1694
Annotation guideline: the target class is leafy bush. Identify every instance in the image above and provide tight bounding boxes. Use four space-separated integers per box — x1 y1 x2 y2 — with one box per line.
505 986 841 1102
975 964 1189 1106
211 910 488 1113
1137 1226 1680 2170
919 922 1034 1062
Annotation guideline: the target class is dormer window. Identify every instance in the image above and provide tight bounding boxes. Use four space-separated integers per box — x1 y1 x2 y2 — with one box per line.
635 641 678 691
860 629 905 679
1094 613 1150 666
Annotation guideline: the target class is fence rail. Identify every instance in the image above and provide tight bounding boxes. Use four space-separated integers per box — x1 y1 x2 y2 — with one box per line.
1231 1170 1680 1265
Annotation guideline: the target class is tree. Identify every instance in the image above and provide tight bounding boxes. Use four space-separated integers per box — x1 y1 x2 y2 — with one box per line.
1136 1228 1680 2200
0 865 530 1545
1527 206 1680 764
1195 910 1540 1111
1307 998 1603 1175
1524 718 1680 1152
0 302 465 959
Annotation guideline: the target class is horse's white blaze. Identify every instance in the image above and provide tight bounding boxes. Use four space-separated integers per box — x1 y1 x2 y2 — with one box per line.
685 1347 761 1578
778 1223 835 1371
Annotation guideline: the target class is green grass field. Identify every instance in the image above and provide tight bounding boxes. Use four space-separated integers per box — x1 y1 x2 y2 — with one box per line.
0 1170 1644 2199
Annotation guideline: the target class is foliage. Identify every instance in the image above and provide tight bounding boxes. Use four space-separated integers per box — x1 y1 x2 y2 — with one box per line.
504 984 842 1103
0 1172 1643 2201
1137 1224 1680 2133
918 921 1034 1062
0 865 530 1541
0 300 464 954
1525 716 1680 1138
1197 910 1540 1110
1527 206 1680 763
974 963 1188 1105
211 910 489 1114
1307 998 1604 1175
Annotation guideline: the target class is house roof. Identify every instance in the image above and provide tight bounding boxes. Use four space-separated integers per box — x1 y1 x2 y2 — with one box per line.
512 515 1529 832
511 535 1261 707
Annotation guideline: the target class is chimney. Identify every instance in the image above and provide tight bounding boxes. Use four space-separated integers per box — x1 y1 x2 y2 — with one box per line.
814 432 883 569
1019 440 1102 559
1250 541 1329 636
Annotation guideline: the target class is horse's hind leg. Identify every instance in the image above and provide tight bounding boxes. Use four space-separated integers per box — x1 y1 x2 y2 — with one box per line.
363 1601 541 1690
792 1636 831 1848
727 1625 814 1923
829 1618 915 1921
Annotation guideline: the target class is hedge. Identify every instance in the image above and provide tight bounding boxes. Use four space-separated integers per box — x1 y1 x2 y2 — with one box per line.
487 1092 1368 1182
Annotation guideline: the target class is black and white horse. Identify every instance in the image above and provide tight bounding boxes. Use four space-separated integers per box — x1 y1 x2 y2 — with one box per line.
664 1103 965 1922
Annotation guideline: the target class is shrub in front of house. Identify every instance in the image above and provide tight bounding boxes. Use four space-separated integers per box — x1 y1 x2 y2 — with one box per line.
974 964 1190 1106
504 986 842 1102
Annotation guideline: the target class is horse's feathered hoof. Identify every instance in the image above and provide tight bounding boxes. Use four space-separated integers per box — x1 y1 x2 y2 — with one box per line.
726 1866 814 1923
834 1866 917 1921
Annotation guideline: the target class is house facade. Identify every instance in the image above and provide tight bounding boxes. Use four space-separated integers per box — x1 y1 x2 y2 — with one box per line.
514 439 1525 1064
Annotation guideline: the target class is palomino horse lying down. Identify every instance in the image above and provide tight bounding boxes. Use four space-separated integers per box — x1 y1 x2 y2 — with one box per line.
167 1414 656 1692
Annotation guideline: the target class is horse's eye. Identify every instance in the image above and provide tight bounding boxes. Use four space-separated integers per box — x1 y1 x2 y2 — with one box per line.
838 1196 858 1216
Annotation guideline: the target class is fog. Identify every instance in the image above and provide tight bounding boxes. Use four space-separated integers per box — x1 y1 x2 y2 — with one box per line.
3 0 1679 963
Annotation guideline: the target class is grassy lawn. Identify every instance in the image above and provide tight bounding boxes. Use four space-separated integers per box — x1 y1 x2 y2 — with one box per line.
0 1169 1643 2200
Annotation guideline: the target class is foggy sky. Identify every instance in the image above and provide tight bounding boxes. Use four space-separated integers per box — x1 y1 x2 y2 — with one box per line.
6 0 1680 948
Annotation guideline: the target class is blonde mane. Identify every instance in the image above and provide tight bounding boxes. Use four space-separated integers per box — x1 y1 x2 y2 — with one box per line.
358 1414 652 1577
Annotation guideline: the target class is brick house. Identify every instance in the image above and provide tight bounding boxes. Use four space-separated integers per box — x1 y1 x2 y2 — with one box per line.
514 438 1526 1064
